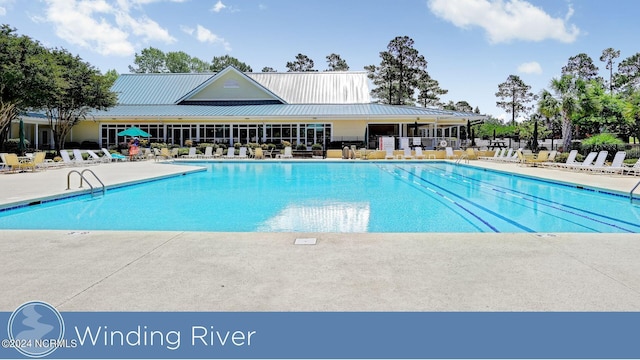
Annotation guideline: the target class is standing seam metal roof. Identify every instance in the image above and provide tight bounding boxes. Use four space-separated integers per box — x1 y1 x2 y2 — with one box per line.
111 71 372 105
93 103 483 119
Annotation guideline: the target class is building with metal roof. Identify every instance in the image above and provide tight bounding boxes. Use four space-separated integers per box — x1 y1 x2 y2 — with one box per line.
17 66 485 150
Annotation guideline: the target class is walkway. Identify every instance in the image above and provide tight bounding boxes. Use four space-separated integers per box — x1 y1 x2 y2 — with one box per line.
1 159 639 311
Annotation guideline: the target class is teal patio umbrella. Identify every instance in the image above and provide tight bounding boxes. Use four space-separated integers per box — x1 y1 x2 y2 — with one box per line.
117 126 151 137
18 119 26 156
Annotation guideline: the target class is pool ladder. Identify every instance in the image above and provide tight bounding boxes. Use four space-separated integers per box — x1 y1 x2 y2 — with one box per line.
67 169 106 197
455 154 469 165
631 179 640 204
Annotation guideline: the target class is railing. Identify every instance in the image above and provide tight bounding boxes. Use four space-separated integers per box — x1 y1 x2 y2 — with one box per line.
631 179 640 204
455 154 469 165
67 169 106 197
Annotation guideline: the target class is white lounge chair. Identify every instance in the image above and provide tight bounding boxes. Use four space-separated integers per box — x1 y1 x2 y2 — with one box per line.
213 147 224 158
238 147 248 158
479 149 500 161
414 147 425 159
100 148 122 162
224 147 235 159
563 151 597 171
580 151 608 172
280 146 293 159
87 150 108 163
402 147 413 159
624 158 640 176
200 146 213 159
384 149 395 159
182 147 197 158
595 151 626 174
445 147 457 159
73 149 97 165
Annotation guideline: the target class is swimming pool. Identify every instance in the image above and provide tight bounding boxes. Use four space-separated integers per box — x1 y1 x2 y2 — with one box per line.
0 162 639 233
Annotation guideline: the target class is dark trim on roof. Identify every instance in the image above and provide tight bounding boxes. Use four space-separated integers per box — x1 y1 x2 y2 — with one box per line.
179 100 284 106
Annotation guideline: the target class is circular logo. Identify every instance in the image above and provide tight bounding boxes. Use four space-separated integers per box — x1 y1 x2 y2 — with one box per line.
7 301 65 358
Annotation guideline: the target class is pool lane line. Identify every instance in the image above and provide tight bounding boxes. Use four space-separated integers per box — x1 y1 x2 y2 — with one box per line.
430 164 637 233
415 163 640 233
386 165 535 233
378 166 491 232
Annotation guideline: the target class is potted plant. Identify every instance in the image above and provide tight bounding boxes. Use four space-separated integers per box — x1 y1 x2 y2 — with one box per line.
311 143 323 156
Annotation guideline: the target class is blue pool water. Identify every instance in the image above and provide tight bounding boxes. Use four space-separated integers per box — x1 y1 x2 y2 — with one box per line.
1 162 639 233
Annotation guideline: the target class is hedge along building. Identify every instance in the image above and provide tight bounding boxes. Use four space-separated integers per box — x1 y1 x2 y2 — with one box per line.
18 66 485 150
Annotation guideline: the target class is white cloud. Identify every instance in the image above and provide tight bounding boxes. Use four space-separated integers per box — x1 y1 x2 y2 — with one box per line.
518 61 542 75
428 0 580 43
39 0 176 56
0 0 12 16
211 0 225 12
180 25 194 35
195 24 231 51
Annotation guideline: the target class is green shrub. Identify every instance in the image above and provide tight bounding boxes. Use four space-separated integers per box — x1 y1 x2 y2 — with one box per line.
580 133 625 158
2 138 31 153
311 143 322 150
296 143 307 150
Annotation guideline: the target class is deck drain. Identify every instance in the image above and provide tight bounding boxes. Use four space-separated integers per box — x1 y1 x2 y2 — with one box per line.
535 233 557 238
294 238 317 245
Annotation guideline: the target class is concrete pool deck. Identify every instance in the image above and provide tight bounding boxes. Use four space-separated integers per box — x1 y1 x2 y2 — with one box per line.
1 159 640 311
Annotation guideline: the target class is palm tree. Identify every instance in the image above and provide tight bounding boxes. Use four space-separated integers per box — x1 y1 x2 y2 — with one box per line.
537 89 559 143
548 75 584 151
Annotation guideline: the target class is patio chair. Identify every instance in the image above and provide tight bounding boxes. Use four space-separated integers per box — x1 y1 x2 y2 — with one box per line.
238 147 248 158
224 147 235 159
87 150 108 163
280 146 293 159
213 147 224 158
445 147 457 159
60 150 81 166
624 158 640 176
562 151 597 171
402 147 413 159
548 149 578 168
200 146 213 159
2 153 22 173
254 147 264 160
384 149 394 159
73 149 95 165
594 151 626 174
414 147 425 159
182 147 197 158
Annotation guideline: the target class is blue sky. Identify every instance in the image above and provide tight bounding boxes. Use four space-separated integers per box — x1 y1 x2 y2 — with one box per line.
2 0 639 119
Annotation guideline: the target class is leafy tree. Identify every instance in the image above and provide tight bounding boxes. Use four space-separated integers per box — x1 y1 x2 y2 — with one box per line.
548 75 585 151
365 52 395 104
495 75 536 125
128 47 166 73
562 53 600 81
600 48 620 93
366 36 428 105
614 53 640 94
0 25 50 149
286 53 316 72
325 53 349 71
537 89 561 140
622 89 640 143
189 57 210 73
166 51 191 73
518 116 551 150
455 101 473 113
103 69 119 87
39 49 117 154
416 72 448 107
210 55 252 72
261 67 277 72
